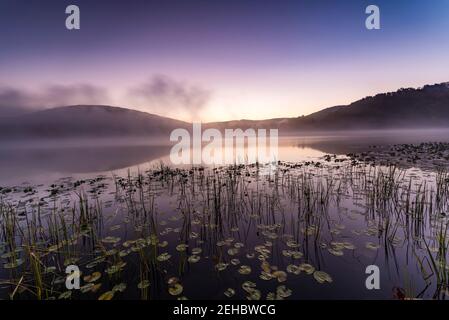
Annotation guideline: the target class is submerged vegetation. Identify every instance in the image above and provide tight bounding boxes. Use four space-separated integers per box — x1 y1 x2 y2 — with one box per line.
349 142 449 169
1 143 449 300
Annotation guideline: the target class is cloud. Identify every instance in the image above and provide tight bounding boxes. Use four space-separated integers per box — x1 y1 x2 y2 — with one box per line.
0 88 35 113
0 84 109 116
128 75 211 121
0 77 210 120
41 84 109 107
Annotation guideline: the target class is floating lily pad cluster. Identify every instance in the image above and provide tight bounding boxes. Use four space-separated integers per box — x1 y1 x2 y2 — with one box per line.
0 152 448 300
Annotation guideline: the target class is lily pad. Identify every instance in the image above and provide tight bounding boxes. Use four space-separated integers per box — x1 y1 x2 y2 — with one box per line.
286 264 301 275
238 265 252 275
168 283 183 296
215 262 229 271
328 248 344 256
298 263 315 274
156 253 171 262
188 255 200 263
158 241 168 248
246 289 261 300
112 283 127 293
366 242 380 250
80 283 95 293
102 236 121 244
176 244 188 252
58 291 72 300
84 271 101 283
137 280 151 289
343 242 355 250
242 281 257 293
105 262 126 275
224 288 235 298
98 291 115 300
313 270 333 284
276 285 292 298
272 270 287 282
230 258 240 265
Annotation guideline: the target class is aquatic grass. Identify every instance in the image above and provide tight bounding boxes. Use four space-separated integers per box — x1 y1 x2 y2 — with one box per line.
0 151 449 299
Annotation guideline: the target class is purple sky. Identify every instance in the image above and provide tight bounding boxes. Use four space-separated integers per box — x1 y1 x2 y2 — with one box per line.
1 0 449 121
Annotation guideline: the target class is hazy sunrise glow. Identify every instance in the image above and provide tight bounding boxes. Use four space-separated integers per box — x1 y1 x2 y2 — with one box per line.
1 0 449 121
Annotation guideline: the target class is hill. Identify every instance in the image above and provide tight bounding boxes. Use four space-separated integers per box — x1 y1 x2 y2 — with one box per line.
0 82 448 139
207 82 449 132
0 105 189 139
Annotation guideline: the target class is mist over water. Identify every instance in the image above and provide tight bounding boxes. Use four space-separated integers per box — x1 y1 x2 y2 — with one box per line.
1 129 449 185
1 0 449 303
1 129 449 300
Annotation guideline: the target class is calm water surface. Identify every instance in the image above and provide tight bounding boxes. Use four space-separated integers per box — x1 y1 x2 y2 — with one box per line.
1 131 449 300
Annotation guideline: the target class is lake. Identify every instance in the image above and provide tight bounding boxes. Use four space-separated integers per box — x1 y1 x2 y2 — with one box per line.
1 129 449 300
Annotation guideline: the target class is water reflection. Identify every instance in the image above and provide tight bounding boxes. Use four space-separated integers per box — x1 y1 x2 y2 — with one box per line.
1 130 449 300
1 129 449 185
